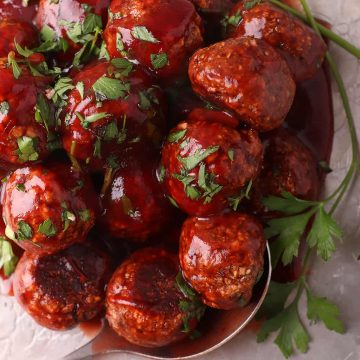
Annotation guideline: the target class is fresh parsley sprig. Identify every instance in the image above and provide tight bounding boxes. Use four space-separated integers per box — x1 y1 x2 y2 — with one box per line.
0 237 18 277
258 0 359 357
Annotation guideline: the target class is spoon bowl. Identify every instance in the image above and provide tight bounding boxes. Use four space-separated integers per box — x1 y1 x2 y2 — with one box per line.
65 242 272 360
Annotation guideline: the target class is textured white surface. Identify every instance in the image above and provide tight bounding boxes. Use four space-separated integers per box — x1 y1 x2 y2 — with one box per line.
1 1 360 359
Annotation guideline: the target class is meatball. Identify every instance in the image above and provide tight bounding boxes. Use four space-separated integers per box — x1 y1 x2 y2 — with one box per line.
100 157 177 241
250 127 319 215
103 0 204 81
13 244 110 330
0 20 38 58
191 0 235 12
106 248 204 347
0 0 37 23
60 60 166 171
2 163 98 254
0 62 57 166
35 0 110 64
179 213 266 309
189 37 296 132
161 114 263 216
226 1 327 82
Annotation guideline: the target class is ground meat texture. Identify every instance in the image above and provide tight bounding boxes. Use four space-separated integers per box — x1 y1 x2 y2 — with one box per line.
179 213 266 309
188 37 296 132
0 20 38 58
106 248 202 347
13 244 110 330
35 0 110 64
160 115 263 216
100 157 176 241
60 60 166 171
226 1 327 82
103 0 204 81
0 62 56 166
2 163 98 254
250 127 319 216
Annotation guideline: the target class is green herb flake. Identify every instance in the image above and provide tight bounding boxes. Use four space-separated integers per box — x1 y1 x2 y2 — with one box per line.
17 221 33 240
35 93 55 132
16 136 39 162
38 219 57 237
244 0 262 10
228 149 235 161
14 40 33 58
7 53 22 79
0 237 18 277
79 209 91 221
131 26 159 43
167 129 187 143
0 101 10 115
76 81 85 100
167 196 179 208
93 137 102 158
150 52 169 70
111 58 133 76
62 209 76 231
319 160 333 173
92 76 129 101
76 111 110 129
16 183 25 192
178 145 219 171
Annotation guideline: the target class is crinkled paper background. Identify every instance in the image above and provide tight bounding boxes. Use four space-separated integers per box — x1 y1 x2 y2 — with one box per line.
1 0 359 359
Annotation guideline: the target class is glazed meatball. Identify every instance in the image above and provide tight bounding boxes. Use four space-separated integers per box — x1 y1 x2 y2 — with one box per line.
100 157 176 241
179 213 266 309
161 114 263 216
189 37 296 132
60 60 166 171
250 127 319 215
35 0 110 63
191 0 235 12
106 248 204 347
0 0 37 23
0 62 57 166
103 0 204 81
0 20 38 57
13 244 110 330
2 163 98 254
226 1 327 82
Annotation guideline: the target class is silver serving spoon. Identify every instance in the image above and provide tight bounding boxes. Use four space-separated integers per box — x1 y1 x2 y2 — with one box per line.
64 243 271 360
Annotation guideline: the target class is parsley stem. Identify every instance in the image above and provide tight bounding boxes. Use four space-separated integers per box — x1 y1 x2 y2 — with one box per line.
269 0 360 59
299 0 360 216
101 167 113 197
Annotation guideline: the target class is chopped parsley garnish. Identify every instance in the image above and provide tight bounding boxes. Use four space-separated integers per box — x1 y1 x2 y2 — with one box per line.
106 155 120 169
228 149 235 161
319 160 333 173
228 180 253 211
178 145 219 171
35 93 56 132
93 137 102 158
92 76 129 101
175 272 206 334
0 237 18 277
197 164 223 204
167 129 187 143
0 101 10 115
61 205 76 231
16 136 39 162
167 196 179 208
150 52 169 70
76 111 110 129
131 26 159 43
38 219 57 237
244 0 262 10
16 183 25 192
50 77 75 108
116 33 125 53
17 221 33 240
79 209 91 221
7 52 22 79
111 58 133 76
76 81 85 100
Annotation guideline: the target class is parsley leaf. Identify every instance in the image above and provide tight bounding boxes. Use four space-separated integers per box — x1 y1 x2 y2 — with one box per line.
244 0 262 10
92 76 129 101
35 93 55 131
167 129 187 143
76 111 110 129
131 26 159 43
0 101 10 115
307 205 342 261
16 136 39 162
228 180 253 211
7 52 22 79
178 146 219 171
167 196 179 208
17 221 33 240
306 288 345 334
111 58 133 76
38 219 57 237
222 11 242 29
150 52 169 70
266 210 315 267
258 303 310 358
76 81 85 100
0 237 18 277
79 209 91 221
228 149 234 161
